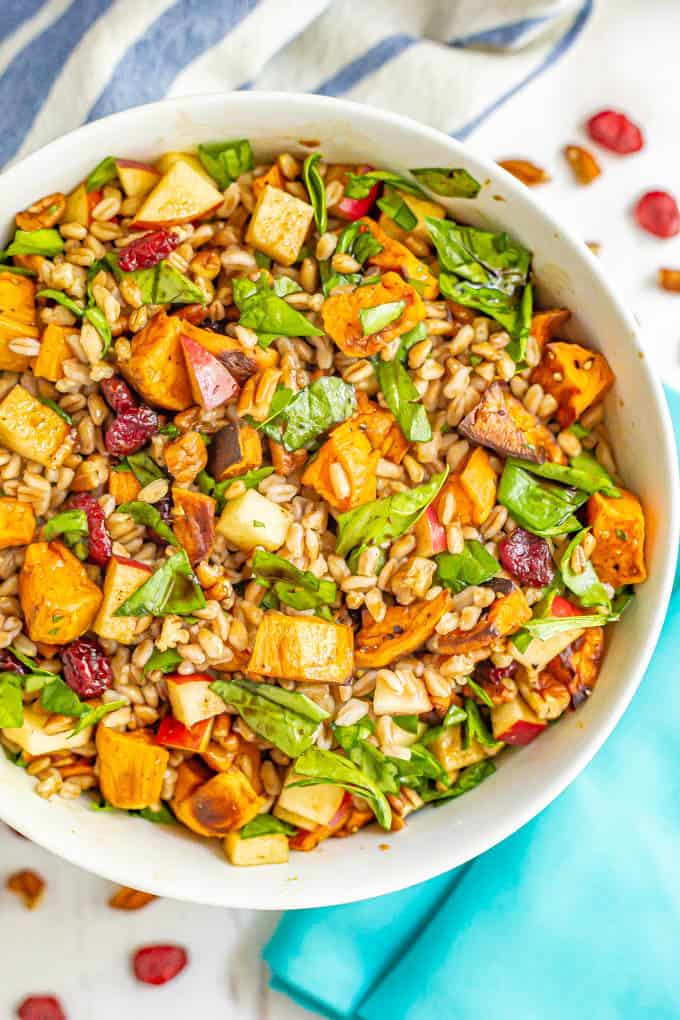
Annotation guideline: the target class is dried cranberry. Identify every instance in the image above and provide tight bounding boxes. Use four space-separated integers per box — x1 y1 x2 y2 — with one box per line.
69 493 112 566
100 376 137 413
475 660 517 686
587 109 643 154
133 945 188 986
635 191 680 238
200 317 228 334
62 637 113 699
17 996 66 1020
145 495 171 545
105 406 158 456
498 527 555 587
0 649 27 675
118 230 179 272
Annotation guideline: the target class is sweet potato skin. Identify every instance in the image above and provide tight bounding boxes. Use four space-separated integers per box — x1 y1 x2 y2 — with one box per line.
353 392 408 464
322 271 425 357
302 418 379 511
0 498 36 549
355 589 452 668
459 382 566 465
531 308 570 350
19 541 103 644
248 611 354 683
436 587 531 655
173 768 263 837
539 627 605 707
120 309 193 411
164 430 208 486
531 341 614 428
172 486 216 565
96 726 169 810
361 218 439 299
587 489 646 585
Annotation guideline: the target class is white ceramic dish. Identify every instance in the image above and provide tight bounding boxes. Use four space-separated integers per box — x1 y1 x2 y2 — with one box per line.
0 92 677 909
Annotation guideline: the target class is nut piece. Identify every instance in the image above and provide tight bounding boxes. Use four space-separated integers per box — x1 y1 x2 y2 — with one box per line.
109 885 157 910
497 160 550 186
16 192 66 231
564 145 601 185
6 869 46 909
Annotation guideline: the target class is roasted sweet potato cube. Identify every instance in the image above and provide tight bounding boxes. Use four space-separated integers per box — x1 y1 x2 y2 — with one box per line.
173 768 263 837
436 587 531 656
0 498 36 549
171 486 216 564
252 163 285 200
302 418 379 511
455 447 497 525
248 611 354 683
164 430 207 486
173 758 212 806
322 271 425 357
530 308 570 350
0 385 72 468
360 218 439 299
587 489 646 585
458 382 566 465
0 271 38 372
270 438 308 475
33 323 73 382
531 341 614 428
108 469 142 505
355 590 452 668
353 392 408 464
96 726 169 810
246 185 314 266
208 422 262 481
120 310 193 411
19 541 102 644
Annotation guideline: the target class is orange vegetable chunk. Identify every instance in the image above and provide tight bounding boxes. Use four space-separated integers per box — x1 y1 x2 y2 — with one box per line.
355 589 452 668
19 541 103 644
248 611 354 683
322 271 425 357
531 341 614 428
96 726 169 810
587 489 646 586
0 497 36 549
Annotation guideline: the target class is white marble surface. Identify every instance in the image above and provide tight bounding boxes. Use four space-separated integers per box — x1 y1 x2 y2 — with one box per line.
2 1 679 1016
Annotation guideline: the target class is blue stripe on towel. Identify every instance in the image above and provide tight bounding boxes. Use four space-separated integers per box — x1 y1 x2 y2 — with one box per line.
0 0 111 165
1 0 49 45
314 33 415 96
87 0 260 121
451 14 552 49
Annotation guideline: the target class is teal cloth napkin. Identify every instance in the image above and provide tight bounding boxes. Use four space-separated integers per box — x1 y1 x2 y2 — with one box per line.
265 388 680 1020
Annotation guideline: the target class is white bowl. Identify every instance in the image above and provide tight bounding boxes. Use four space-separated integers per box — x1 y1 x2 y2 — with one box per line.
1 92 677 909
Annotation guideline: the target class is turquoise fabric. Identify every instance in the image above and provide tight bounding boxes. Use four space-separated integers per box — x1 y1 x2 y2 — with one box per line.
265 388 680 1020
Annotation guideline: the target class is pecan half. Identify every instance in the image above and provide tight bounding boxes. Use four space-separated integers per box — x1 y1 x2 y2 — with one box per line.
109 885 157 911
6 869 45 909
16 193 66 231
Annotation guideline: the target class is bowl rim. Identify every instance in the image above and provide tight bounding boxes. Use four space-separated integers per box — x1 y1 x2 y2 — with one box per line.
0 90 678 909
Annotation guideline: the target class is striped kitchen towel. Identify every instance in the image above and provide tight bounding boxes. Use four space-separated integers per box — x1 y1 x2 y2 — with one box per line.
1 0 591 170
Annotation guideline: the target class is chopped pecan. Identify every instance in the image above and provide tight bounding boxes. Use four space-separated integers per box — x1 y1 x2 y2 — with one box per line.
6 869 45 909
16 193 66 231
658 268 680 292
497 159 550 186
109 886 157 910
564 145 601 185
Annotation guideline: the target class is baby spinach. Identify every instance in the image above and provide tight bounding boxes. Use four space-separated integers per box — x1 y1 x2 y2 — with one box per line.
514 452 620 498
463 698 501 751
36 289 83 317
516 593 632 646
86 155 118 191
105 252 204 307
199 465 275 513
3 228 64 258
37 675 124 735
70 699 127 736
115 549 205 617
260 376 355 451
421 702 468 746
560 529 611 610
135 803 177 825
422 759 496 803
38 286 112 356
118 501 179 547
39 397 73 425
467 678 495 709
143 648 182 675
291 747 392 830
335 468 448 558
198 138 253 190
232 274 323 345
319 220 382 295
0 674 23 728
333 719 400 795
498 461 587 536
377 186 417 231
114 452 165 487
345 169 424 199
303 152 327 235
359 300 405 336
240 815 297 840
210 677 328 758
0 265 36 278
435 541 499 593
251 549 336 614
43 509 88 543
411 167 481 198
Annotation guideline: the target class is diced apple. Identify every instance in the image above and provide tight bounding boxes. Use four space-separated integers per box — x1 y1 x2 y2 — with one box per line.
246 185 314 266
379 190 446 243
93 556 152 645
3 705 92 756
274 771 345 830
224 832 289 866
0 385 72 469
155 715 213 753
155 151 215 184
431 724 498 777
180 334 239 410
217 488 291 552
133 159 222 228
373 670 432 716
413 504 446 556
491 697 547 746
390 719 427 748
513 626 584 673
166 673 225 728
63 182 90 227
115 159 160 198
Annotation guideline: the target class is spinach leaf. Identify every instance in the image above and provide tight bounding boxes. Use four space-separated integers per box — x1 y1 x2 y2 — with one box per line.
515 452 620 497
115 452 165 488
422 759 496 803
463 698 501 750
291 747 392 830
36 289 83 317
38 397 73 425
506 282 533 364
86 156 117 191
346 545 387 577
84 305 113 357
303 153 327 235
250 386 295 441
467 678 495 709
118 501 179 547
333 720 400 795
240 815 297 840
114 549 206 617
70 699 127 736
345 169 424 199
4 229 64 258
439 274 524 339
375 342 432 441
251 549 336 613
261 376 355 452
359 300 405 337
336 469 448 558
393 743 449 787
233 274 323 343
393 714 419 734
0 265 36 278
105 252 204 306
560 529 611 610
421 702 468 746
411 167 481 198
435 541 499 593
516 593 632 645
319 220 383 295
199 466 275 513
158 423 181 439
0 674 23 728
43 509 88 543
198 139 253 190
9 647 57 677
377 186 417 231
427 218 531 293
135 803 176 824
39 676 86 717
498 461 587 537
143 648 182 674
210 677 327 757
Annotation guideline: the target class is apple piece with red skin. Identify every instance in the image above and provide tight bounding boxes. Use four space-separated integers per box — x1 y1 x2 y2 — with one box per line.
115 159 161 199
156 715 213 753
181 335 239 410
288 794 351 851
63 183 99 228
132 159 223 228
166 673 225 729
491 697 547 746
335 165 379 221
551 594 582 617
413 503 446 556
